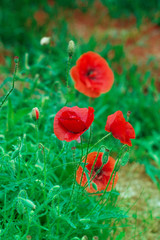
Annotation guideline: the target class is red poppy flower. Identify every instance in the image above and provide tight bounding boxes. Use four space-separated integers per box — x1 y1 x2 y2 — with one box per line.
105 111 136 146
54 106 94 142
76 152 118 193
70 51 114 98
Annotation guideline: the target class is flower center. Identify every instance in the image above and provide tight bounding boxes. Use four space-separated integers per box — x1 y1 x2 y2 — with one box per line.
86 69 96 80
94 167 103 180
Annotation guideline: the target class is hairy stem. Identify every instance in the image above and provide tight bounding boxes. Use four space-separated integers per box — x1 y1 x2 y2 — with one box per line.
0 61 18 109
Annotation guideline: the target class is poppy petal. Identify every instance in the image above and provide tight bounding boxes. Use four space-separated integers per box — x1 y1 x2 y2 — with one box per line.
76 152 118 194
54 106 94 142
105 111 135 146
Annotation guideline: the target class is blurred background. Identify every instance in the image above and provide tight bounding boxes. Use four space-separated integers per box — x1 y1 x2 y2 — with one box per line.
0 0 160 239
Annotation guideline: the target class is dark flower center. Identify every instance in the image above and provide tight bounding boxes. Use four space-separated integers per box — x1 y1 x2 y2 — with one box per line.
86 69 96 80
94 167 103 180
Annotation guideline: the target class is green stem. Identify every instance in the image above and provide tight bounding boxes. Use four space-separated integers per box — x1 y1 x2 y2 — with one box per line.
17 139 22 181
86 144 127 217
0 62 18 109
0 200 16 237
79 127 92 188
56 196 60 236
67 148 76 210
86 159 119 217
83 145 106 190
88 132 111 153
65 57 71 105
98 169 117 214
43 147 47 199
66 57 71 88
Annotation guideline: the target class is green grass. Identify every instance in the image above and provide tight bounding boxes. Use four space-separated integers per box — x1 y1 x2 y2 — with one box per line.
0 1 160 239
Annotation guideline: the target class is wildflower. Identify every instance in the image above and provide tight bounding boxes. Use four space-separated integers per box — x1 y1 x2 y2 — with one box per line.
105 110 135 146
68 40 75 58
40 36 51 45
70 51 114 98
14 56 19 64
76 152 118 193
32 107 39 121
54 106 94 142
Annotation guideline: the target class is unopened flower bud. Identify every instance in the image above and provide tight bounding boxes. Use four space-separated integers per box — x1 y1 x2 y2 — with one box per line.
71 147 76 150
105 148 109 152
68 40 75 58
81 236 88 240
14 56 19 64
40 36 51 45
26 236 32 240
32 107 39 121
127 111 131 120
92 237 99 240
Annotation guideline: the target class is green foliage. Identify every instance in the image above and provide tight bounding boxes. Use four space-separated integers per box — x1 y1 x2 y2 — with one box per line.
0 2 160 239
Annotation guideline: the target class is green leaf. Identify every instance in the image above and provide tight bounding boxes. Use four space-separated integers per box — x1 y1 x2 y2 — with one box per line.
92 182 97 191
121 152 129 166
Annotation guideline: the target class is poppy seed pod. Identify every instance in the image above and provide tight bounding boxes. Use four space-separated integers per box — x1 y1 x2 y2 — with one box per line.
68 40 75 58
127 111 131 120
14 56 19 64
32 107 39 121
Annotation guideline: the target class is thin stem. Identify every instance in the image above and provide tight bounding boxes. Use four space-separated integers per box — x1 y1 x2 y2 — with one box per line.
0 62 18 109
65 57 71 105
98 169 117 214
17 138 22 181
86 144 127 217
0 200 16 237
67 148 76 210
66 57 71 88
79 127 92 188
43 147 47 199
35 121 39 146
56 196 60 236
83 145 106 190
86 159 119 217
88 132 111 153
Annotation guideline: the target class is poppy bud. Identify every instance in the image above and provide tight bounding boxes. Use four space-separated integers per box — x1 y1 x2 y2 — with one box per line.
121 152 129 166
81 236 88 240
18 197 36 210
14 56 19 64
32 107 39 121
71 147 76 150
127 111 131 120
92 237 99 240
68 40 75 58
40 36 50 45
26 236 32 240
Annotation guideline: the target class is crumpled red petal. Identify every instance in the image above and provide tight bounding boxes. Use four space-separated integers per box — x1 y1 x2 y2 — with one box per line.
54 106 94 142
105 110 135 146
